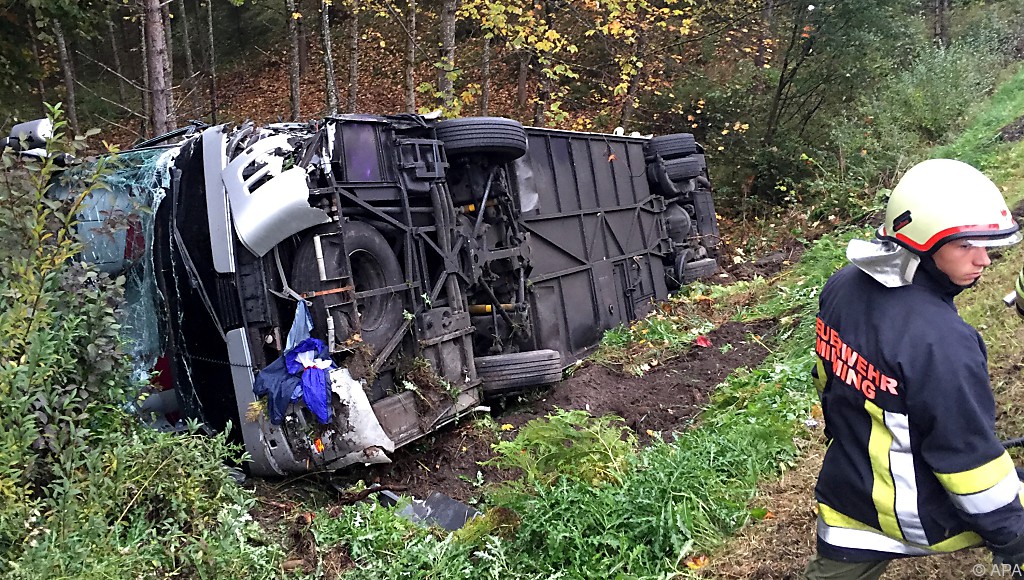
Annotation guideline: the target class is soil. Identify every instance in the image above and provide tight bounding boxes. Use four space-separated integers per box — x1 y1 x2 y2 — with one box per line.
365 317 776 503
1000 115 1024 142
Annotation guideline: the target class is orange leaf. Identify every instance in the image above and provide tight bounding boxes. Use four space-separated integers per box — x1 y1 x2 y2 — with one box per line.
685 554 709 569
607 153 617 162
695 335 712 348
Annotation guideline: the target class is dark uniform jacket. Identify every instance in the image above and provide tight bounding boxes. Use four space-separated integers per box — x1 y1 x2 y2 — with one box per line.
813 262 1024 561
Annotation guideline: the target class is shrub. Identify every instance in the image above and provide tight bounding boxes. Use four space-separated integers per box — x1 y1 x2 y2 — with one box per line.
0 107 282 578
486 409 637 488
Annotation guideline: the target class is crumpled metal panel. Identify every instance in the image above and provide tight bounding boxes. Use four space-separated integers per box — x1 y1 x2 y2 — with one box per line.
221 134 330 257
201 126 236 273
244 366 397 476
327 368 396 461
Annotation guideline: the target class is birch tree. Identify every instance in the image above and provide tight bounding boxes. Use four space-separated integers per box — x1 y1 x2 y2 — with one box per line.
438 0 459 111
143 0 175 135
287 0 302 120
321 0 339 114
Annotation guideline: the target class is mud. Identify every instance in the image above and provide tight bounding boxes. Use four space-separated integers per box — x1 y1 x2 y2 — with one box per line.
362 318 776 502
1001 115 1024 142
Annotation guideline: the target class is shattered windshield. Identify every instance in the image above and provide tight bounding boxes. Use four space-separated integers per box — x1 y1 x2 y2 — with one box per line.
52 147 178 379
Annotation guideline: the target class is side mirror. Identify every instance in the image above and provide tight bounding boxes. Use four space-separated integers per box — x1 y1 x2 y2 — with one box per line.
5 118 53 152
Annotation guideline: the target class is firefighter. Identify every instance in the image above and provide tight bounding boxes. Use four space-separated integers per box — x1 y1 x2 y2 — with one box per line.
1016 264 1024 318
806 159 1024 579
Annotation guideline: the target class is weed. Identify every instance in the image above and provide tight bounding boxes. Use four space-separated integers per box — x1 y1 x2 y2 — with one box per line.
592 311 715 374
485 409 636 488
457 470 486 488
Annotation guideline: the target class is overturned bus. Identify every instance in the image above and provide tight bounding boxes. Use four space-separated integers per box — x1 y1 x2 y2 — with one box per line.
12 114 721 475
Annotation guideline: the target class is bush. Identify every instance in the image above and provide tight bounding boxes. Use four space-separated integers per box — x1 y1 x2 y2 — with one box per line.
797 26 1010 222
876 40 1003 144
0 107 282 578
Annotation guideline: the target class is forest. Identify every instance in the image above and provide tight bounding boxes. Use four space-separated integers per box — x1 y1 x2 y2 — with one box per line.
2 0 1021 223
4 0 1024 578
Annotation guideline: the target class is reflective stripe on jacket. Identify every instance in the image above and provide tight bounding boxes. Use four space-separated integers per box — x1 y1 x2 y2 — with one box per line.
813 264 1024 562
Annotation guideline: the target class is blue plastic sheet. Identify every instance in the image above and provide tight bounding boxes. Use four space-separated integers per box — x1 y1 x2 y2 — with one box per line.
254 337 335 425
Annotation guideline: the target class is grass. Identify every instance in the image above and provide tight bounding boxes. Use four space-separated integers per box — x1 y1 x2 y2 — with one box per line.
937 61 1024 446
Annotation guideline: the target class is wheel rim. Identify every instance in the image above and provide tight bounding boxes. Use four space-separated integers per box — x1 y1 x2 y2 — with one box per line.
350 248 391 332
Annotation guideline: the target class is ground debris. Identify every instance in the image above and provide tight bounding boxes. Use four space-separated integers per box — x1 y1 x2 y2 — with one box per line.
357 318 777 502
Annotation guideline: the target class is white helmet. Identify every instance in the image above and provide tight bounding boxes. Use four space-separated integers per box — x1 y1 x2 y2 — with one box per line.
879 159 1020 253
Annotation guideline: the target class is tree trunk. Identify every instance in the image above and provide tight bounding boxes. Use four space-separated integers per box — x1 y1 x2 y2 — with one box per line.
177 0 195 80
533 72 549 127
754 0 774 94
52 19 79 135
287 0 302 120
763 7 809 146
144 0 174 135
140 15 152 136
619 29 647 128
933 0 949 47
438 0 459 111
320 0 339 115
162 2 174 103
106 10 129 105
404 0 416 112
177 0 197 116
298 0 309 75
206 0 218 123
480 34 490 116
346 0 359 113
517 53 530 112
29 25 46 116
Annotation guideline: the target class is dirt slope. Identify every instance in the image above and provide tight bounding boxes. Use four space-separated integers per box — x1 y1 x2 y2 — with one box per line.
366 318 776 503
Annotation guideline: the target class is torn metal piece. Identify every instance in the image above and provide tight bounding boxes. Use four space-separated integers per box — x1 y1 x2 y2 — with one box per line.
397 491 481 531
246 367 395 476
222 135 330 257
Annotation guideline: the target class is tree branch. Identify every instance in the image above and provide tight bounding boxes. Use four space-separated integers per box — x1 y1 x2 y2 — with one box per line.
75 49 146 92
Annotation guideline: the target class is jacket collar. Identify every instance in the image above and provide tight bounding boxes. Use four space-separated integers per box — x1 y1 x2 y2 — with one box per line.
913 254 966 299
